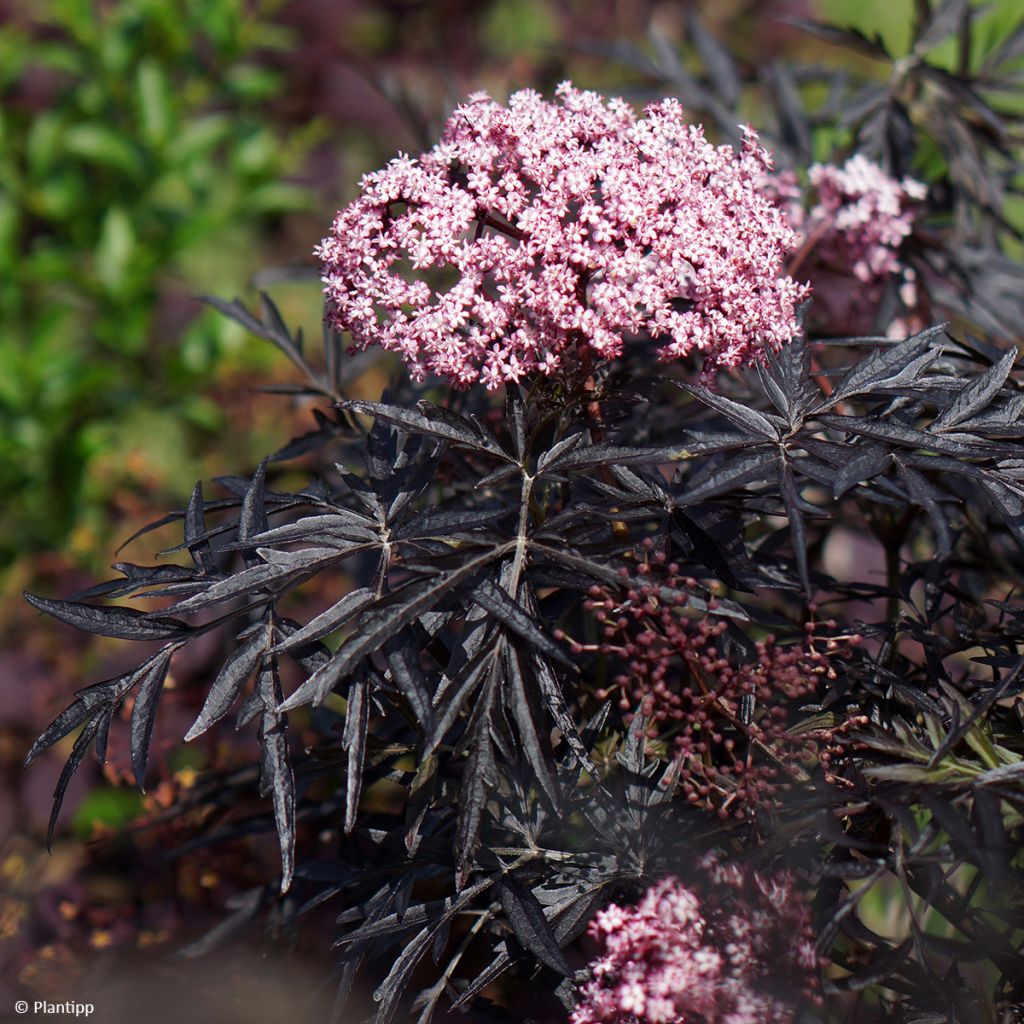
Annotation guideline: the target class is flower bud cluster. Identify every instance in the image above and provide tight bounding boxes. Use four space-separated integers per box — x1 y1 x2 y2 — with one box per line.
318 83 809 389
571 854 820 1024
580 554 852 818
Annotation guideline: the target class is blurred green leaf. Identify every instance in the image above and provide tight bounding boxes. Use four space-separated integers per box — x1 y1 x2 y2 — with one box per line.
95 206 136 296
225 64 284 100
63 123 143 177
71 786 143 837
136 59 174 147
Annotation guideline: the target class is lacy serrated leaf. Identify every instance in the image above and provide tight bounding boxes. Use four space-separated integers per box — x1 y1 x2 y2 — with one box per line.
677 381 781 438
24 592 192 641
818 326 946 408
185 624 271 741
279 546 509 711
129 644 177 790
342 399 512 461
933 347 1017 431
498 877 572 977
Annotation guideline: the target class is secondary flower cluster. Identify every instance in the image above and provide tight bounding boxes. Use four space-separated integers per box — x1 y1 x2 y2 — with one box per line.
317 83 809 389
769 155 926 333
806 155 926 284
571 854 820 1024
573 556 852 818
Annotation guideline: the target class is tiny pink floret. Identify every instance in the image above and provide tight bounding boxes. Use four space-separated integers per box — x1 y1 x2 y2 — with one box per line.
317 84 809 388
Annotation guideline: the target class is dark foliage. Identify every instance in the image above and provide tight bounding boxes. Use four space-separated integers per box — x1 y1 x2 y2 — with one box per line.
24 7 1024 1023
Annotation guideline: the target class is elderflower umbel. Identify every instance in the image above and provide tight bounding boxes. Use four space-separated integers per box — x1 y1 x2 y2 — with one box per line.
317 83 809 389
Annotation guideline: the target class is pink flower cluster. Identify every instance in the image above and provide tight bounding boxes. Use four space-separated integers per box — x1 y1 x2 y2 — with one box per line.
572 855 820 1024
317 84 809 389
766 156 926 334
805 155 926 284
769 156 925 286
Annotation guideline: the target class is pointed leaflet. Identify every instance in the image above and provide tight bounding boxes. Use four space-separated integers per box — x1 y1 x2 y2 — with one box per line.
470 579 574 669
24 592 191 641
537 443 681 477
271 588 374 654
817 326 946 409
26 666 147 766
780 462 811 596
279 546 509 711
129 644 178 790
914 0 969 53
184 481 215 573
256 656 295 892
676 382 780 438
536 652 597 776
185 622 271 741
271 408 348 462
932 347 1017 431
498 877 572 977
756 334 817 428
156 546 354 616
833 445 892 498
678 452 780 505
94 705 114 767
782 16 890 58
425 644 498 756
342 672 370 834
337 873 498 947
203 293 319 391
72 562 205 602
238 458 269 567
456 681 498 888
503 643 561 809
506 389 526 461
815 414 1002 459
238 511 377 548
383 641 434 733
340 399 513 461
372 929 433 1023
47 717 102 850
897 463 953 555
535 432 586 474
235 690 264 730
618 708 659 815
393 507 514 541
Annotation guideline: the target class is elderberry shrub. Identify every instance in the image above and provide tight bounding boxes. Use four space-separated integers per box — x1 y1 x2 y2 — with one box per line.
24 9 1024 1024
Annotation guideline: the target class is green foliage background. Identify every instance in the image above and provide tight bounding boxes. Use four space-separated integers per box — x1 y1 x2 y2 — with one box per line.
0 0 313 573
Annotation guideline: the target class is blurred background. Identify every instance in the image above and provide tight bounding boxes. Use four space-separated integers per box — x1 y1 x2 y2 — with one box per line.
1 0 1020 1018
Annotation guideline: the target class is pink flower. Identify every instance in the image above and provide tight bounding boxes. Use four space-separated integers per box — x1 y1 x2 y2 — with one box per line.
571 856 820 1024
317 84 809 389
806 155 926 284
764 157 927 335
